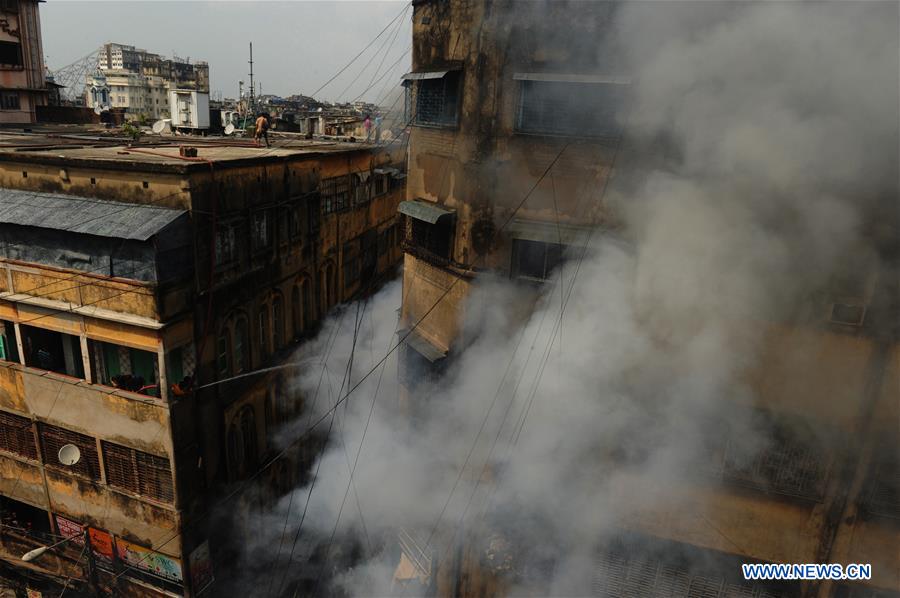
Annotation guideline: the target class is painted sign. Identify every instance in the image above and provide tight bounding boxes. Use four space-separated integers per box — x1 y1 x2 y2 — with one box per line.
115 537 183 583
53 515 84 546
88 527 116 571
189 540 214 594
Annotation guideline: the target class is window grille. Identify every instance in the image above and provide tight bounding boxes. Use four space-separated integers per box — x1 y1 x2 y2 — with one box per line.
862 445 899 520
0 411 36 460
102 441 174 503
414 72 460 127
39 424 101 480
321 176 351 214
406 217 452 263
516 80 625 138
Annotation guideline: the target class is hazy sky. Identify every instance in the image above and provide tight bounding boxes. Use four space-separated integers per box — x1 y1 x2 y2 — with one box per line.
41 1 412 103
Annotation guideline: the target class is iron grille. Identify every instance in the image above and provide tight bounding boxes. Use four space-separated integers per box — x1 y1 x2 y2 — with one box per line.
516 80 625 138
862 449 899 520
414 73 460 127
0 411 36 460
591 552 785 597
39 423 101 480
102 441 174 504
721 432 829 501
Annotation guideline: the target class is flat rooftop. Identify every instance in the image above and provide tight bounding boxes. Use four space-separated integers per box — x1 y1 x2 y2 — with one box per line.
0 127 380 173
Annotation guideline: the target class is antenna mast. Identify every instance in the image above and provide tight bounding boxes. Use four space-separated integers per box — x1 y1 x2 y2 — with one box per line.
248 42 256 115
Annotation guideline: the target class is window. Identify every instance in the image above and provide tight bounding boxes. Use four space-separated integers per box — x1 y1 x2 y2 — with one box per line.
353 174 370 205
861 437 899 520
216 329 230 378
0 91 19 110
0 0 19 14
343 241 360 289
39 424 101 480
406 217 453 263
271 295 284 350
289 204 303 241
0 41 22 67
89 341 158 396
215 223 238 267
414 71 460 127
511 239 565 282
252 210 270 251
373 173 388 196
0 320 18 363
21 326 84 379
0 411 36 460
258 308 270 361
321 176 351 214
234 318 249 374
102 442 174 503
516 79 627 138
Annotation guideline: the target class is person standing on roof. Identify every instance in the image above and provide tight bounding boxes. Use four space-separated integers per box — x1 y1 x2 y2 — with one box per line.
254 113 270 147
363 114 372 142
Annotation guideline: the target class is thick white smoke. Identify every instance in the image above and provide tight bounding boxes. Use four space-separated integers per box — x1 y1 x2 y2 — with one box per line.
228 2 897 596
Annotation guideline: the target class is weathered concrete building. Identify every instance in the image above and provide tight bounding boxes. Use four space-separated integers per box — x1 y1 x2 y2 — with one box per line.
397 1 898 597
0 133 405 595
0 0 48 124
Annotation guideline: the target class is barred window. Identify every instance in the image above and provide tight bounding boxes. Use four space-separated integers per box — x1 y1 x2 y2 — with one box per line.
0 411 36 460
414 72 460 127
102 442 174 503
861 440 899 520
710 415 830 502
39 424 101 480
516 79 627 138
321 176 351 214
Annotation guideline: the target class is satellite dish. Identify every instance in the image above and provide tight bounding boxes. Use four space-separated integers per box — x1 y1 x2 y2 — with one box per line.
57 444 81 466
224 123 235 135
93 105 102 115
152 120 167 134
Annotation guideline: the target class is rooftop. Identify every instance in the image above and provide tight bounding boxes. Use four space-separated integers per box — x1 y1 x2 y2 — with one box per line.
0 127 379 173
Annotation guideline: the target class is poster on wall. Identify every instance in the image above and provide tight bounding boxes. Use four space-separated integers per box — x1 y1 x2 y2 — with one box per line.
53 515 84 545
115 537 183 584
188 540 214 595
88 528 116 572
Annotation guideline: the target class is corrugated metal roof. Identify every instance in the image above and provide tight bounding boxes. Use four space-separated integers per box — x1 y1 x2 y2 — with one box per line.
0 189 186 241
398 199 455 224
513 73 632 85
402 70 452 81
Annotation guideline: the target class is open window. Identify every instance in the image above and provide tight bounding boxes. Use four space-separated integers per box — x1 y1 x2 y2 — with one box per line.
0 41 22 68
403 70 461 128
399 199 456 265
88 340 158 396
0 320 18 363
514 73 629 138
20 325 84 379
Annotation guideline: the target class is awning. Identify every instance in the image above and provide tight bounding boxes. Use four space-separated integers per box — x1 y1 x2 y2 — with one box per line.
374 167 400 176
513 73 632 85
398 199 455 224
402 329 447 363
507 218 593 246
402 70 452 81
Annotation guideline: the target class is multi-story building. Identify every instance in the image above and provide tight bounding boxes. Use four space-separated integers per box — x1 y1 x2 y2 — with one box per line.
0 134 405 596
397 1 898 597
0 0 48 124
88 43 210 121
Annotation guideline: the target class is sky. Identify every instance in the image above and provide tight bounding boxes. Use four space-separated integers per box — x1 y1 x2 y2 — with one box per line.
40 1 412 104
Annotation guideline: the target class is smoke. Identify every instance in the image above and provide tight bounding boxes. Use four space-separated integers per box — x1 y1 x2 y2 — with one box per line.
226 2 897 596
